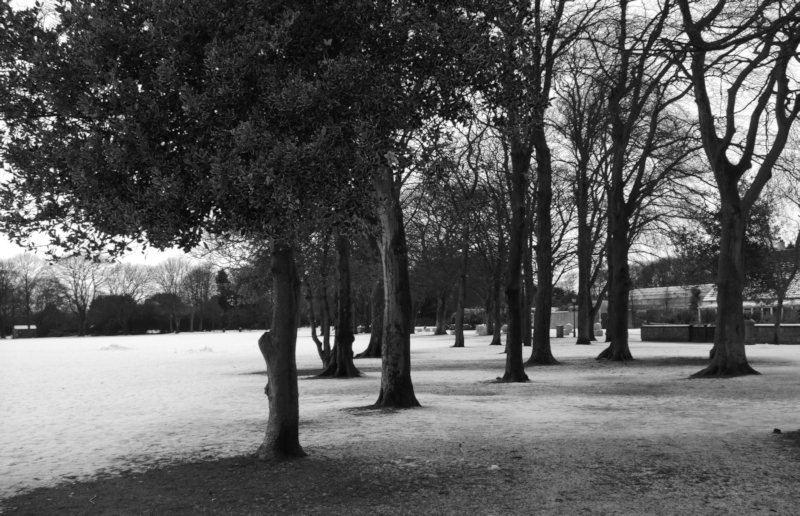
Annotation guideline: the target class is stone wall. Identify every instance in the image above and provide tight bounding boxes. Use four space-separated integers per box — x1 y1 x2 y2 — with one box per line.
641 324 715 343
753 324 800 344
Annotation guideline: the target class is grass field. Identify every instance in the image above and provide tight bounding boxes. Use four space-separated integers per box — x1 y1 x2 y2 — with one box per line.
2 329 799 514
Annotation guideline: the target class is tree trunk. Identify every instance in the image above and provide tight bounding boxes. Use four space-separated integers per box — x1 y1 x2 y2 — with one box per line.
576 164 593 344
373 167 420 407
356 279 384 359
319 233 360 377
501 142 530 382
528 128 558 365
485 296 494 334
490 275 503 346
306 282 330 368
773 296 783 345
78 308 87 337
523 247 533 348
693 181 758 377
453 227 469 348
490 233 505 346
433 288 449 335
255 240 306 460
597 182 633 361
189 306 195 332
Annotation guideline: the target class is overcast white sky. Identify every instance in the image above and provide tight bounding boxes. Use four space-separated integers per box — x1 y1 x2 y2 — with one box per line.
0 233 188 264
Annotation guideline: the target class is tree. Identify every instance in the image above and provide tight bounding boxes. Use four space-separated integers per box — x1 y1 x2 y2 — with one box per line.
53 256 103 336
151 258 190 333
552 45 610 345
675 0 800 376
10 253 44 330
467 0 597 377
584 0 699 361
1 0 481 458
88 294 137 335
104 263 152 303
146 292 186 333
318 231 360 377
0 260 17 338
183 263 214 331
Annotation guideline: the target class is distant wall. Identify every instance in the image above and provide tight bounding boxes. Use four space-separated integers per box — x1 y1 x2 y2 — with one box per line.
641 324 715 343
753 324 800 344
549 311 574 329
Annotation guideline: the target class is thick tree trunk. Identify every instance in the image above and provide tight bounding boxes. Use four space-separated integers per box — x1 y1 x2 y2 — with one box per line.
453 228 469 348
373 167 420 407
256 240 306 460
597 185 633 361
433 289 449 335
501 143 530 382
356 279 384 359
528 128 558 365
319 233 360 378
693 183 758 377
576 166 593 345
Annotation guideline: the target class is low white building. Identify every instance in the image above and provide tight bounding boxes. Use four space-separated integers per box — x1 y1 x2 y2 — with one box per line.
12 325 37 339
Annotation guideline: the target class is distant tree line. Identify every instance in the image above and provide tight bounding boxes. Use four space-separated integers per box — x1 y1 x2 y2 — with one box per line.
0 254 277 338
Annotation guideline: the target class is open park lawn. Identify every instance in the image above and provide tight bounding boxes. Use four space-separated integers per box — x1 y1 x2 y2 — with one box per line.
2 329 800 515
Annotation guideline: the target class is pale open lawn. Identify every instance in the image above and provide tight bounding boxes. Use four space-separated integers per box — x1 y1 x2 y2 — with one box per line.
2 328 799 514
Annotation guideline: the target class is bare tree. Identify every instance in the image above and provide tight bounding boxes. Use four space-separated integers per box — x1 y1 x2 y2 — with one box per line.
10 254 45 330
675 0 800 376
183 263 214 332
151 257 191 332
54 256 104 336
104 263 153 303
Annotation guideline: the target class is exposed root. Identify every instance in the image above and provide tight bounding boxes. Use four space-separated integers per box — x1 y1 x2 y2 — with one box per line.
595 346 634 361
526 351 560 366
372 386 421 408
317 360 361 378
255 425 307 461
496 370 529 382
354 350 380 359
691 359 760 378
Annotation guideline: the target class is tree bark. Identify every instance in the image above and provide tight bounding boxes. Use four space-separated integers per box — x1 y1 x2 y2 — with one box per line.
523 246 533 348
501 142 530 382
528 127 558 365
597 193 633 361
319 233 360 377
255 240 306 460
433 288 449 335
490 232 505 346
773 295 783 345
306 281 330 368
576 162 593 344
373 167 420 407
693 180 759 377
453 227 469 348
355 279 384 358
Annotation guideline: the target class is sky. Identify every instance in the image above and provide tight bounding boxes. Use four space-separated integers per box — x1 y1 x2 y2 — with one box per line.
0 232 188 264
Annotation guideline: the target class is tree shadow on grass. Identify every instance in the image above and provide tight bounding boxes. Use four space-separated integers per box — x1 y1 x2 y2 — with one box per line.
0 455 479 516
